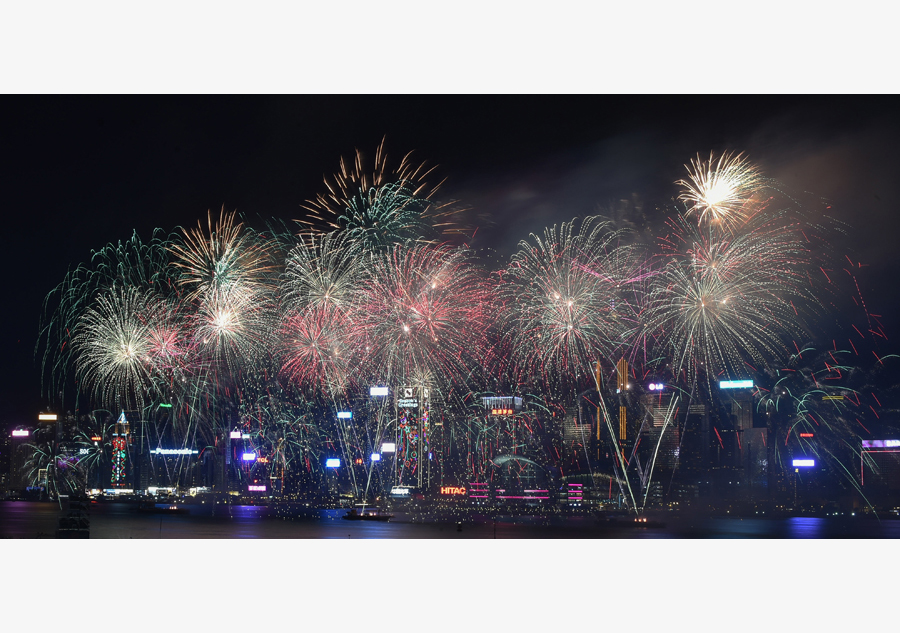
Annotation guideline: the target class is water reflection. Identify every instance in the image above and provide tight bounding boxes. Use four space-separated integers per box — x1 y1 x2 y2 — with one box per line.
3 501 900 539
785 517 825 539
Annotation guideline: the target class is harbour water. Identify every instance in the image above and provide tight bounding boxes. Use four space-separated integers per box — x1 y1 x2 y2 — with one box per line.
3 500 900 538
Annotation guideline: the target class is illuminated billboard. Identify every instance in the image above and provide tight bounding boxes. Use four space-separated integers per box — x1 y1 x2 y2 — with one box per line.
792 459 815 467
370 386 389 397
248 485 267 492
440 486 466 495
337 411 352 419
151 448 199 455
381 442 396 453
325 458 340 468
647 383 665 391
11 429 29 437
229 431 242 439
370 453 381 462
862 440 900 448
799 432 815 438
720 380 754 389
242 452 257 461
38 413 58 421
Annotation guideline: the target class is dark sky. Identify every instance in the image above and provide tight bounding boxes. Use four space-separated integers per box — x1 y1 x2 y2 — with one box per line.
3 95 899 427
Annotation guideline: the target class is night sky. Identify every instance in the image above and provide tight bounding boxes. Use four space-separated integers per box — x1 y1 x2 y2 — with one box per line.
3 95 899 426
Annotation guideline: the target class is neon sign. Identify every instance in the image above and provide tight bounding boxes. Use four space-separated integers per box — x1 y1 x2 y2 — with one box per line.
440 486 467 495
648 383 665 391
325 458 340 468
11 429 29 437
720 380 753 389
248 485 266 492
381 442 396 453
370 453 381 462
862 440 900 448
491 408 513 415
151 448 199 455
90 436 102 442
792 459 815 467
370 386 388 397
229 431 242 439
242 452 257 461
799 433 815 438
337 411 352 419
38 414 58 421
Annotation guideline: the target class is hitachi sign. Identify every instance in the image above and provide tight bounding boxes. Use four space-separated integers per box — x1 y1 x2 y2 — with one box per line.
440 486 467 495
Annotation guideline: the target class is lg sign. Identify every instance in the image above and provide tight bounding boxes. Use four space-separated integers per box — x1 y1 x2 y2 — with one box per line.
440 486 466 495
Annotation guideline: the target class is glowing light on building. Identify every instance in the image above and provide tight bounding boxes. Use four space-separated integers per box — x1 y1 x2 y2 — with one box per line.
337 411 352 419
151 448 199 455
242 452 257 462
325 458 340 468
370 453 381 462
720 380 754 389
440 486 466 495
38 414 58 421
862 439 900 448
792 459 815 467
799 432 815 438
647 383 665 391
381 442 396 453
11 429 29 437
229 431 242 439
248 485 267 492
111 436 127 486
370 386 389 397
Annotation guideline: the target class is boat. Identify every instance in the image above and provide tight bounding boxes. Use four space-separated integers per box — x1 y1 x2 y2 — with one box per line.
56 501 90 538
342 507 393 521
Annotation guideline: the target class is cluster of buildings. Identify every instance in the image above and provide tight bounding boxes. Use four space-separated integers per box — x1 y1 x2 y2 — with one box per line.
3 376 899 512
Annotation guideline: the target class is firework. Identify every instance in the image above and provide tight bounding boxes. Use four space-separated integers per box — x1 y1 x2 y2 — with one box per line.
677 151 764 231
298 139 464 248
282 230 362 315
355 242 493 389
499 216 644 393
170 208 279 371
37 229 177 409
70 285 166 411
647 210 816 385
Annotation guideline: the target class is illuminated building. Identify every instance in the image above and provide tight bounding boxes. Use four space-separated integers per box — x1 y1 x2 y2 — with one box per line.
395 385 433 489
860 440 900 502
111 411 129 488
6 427 32 494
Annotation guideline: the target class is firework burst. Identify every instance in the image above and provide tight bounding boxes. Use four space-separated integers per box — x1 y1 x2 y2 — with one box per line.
297 138 464 248
648 210 816 385
677 151 764 231
499 216 643 393
355 242 493 390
